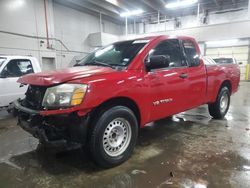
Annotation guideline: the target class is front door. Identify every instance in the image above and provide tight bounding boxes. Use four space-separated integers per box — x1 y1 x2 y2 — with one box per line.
145 39 189 121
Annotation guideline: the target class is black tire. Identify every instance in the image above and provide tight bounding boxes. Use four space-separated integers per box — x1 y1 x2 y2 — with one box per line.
89 106 138 168
208 87 230 119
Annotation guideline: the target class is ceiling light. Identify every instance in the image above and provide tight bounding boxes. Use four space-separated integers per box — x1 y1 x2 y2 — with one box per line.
120 9 144 17
105 0 119 6
205 39 239 45
165 0 198 9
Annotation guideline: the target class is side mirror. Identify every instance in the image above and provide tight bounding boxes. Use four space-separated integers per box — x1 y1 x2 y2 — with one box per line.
145 55 170 71
190 55 201 67
238 62 243 65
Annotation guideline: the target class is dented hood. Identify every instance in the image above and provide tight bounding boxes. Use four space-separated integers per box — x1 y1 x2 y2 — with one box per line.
18 66 116 86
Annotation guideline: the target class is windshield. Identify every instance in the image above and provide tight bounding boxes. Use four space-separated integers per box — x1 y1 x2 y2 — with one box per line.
213 58 234 64
0 57 6 67
75 40 149 68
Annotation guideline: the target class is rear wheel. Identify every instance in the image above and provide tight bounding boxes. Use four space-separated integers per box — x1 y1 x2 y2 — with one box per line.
208 87 230 119
89 106 138 168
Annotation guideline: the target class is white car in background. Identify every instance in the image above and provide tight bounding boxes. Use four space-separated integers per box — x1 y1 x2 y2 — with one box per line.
0 56 41 109
203 56 243 66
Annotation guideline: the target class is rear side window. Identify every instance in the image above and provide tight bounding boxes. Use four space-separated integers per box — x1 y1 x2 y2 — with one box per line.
1 59 34 77
183 40 200 67
148 39 186 68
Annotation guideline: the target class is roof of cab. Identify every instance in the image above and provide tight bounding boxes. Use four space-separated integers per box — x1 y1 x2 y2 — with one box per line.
127 35 195 42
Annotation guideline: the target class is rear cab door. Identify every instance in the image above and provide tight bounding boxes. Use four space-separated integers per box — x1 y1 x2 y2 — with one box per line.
0 58 35 107
181 38 207 108
144 39 190 121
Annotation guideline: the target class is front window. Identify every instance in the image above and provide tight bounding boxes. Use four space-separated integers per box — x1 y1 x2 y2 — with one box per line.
75 40 148 69
146 39 186 69
1 59 34 78
0 57 6 67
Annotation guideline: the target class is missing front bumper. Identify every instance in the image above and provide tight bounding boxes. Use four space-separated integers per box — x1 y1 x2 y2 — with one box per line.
14 100 89 147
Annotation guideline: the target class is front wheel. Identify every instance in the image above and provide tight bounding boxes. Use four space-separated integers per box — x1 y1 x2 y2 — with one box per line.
208 87 230 119
89 106 138 168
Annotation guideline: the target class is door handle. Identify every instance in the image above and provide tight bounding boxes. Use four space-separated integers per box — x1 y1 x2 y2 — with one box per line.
179 73 188 79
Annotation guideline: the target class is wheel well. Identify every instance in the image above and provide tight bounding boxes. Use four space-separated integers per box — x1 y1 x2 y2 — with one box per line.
220 80 232 94
90 97 141 127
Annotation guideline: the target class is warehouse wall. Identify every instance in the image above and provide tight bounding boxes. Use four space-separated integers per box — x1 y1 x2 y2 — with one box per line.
125 9 249 35
0 0 123 69
0 0 55 70
53 3 123 68
120 7 250 43
126 20 250 42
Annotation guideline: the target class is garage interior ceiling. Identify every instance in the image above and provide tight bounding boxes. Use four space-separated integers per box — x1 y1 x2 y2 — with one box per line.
55 0 249 24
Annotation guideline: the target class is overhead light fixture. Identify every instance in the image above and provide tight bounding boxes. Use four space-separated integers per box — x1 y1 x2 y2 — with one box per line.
205 39 239 45
105 0 119 6
120 9 144 17
165 0 198 9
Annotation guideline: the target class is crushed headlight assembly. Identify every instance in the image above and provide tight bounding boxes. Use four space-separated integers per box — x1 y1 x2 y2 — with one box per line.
42 84 88 108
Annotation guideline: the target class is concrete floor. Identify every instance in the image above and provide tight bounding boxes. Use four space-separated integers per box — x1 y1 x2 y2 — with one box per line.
0 83 250 188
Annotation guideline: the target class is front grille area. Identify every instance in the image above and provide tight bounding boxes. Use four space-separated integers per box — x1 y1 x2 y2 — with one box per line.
21 85 47 110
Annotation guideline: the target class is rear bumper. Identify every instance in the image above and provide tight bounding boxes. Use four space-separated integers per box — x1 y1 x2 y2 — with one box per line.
14 100 90 147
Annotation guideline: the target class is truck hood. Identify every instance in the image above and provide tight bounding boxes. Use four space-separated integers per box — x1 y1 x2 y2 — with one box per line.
18 66 117 86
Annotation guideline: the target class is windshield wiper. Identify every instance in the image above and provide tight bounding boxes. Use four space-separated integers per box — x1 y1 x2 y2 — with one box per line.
85 60 114 68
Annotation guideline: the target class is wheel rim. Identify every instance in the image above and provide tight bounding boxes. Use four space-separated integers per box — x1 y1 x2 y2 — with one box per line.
103 118 132 157
220 92 229 113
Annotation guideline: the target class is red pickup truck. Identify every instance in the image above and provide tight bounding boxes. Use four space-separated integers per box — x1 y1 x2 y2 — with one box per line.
14 35 240 168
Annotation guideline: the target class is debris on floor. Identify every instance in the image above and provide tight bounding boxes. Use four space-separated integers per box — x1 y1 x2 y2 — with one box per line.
170 171 174 177
131 169 147 175
157 178 173 187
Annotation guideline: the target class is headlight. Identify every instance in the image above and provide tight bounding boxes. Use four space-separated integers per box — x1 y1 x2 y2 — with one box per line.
42 84 87 108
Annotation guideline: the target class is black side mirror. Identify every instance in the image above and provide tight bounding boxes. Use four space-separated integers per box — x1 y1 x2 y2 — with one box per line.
190 56 201 67
145 55 170 71
238 62 243 65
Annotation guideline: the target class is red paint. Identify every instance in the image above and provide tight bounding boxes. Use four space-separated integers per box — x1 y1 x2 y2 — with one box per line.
18 66 116 86
17 35 240 127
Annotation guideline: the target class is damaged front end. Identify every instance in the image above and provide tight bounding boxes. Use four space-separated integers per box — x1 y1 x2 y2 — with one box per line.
14 85 90 148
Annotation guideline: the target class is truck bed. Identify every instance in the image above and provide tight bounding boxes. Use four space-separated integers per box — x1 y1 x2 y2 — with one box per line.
205 63 240 103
